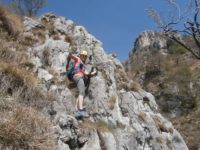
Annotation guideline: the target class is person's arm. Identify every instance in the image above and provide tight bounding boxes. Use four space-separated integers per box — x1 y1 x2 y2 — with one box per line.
84 70 90 76
90 68 97 76
83 67 97 76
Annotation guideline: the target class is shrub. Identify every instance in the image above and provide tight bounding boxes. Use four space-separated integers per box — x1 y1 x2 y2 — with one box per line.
173 66 191 82
160 56 174 72
0 106 55 150
167 66 191 87
168 43 187 55
145 65 161 80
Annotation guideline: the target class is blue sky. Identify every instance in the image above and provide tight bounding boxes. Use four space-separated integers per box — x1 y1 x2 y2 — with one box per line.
39 0 168 61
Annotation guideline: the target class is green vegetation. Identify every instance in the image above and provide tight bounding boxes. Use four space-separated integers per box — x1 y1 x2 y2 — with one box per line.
168 66 191 84
168 43 187 55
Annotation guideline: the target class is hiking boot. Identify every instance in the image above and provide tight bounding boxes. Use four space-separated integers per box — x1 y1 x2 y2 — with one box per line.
74 110 82 119
79 110 89 118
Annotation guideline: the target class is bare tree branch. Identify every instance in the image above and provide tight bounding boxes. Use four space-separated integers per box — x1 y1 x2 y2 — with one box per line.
147 0 200 59
8 0 47 17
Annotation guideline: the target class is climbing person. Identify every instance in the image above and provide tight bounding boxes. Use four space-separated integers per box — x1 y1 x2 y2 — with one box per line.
66 50 97 119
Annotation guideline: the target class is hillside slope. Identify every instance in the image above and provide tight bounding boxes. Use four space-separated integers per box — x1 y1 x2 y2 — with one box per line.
0 8 188 150
125 30 200 149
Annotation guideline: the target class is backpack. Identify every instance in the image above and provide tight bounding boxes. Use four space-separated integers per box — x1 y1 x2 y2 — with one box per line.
66 58 82 81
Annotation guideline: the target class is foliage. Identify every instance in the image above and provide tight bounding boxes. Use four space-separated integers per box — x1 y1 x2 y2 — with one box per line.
168 42 188 55
145 65 161 80
168 65 191 84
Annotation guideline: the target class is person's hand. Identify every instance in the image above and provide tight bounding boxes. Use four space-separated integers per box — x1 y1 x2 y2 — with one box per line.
90 70 97 76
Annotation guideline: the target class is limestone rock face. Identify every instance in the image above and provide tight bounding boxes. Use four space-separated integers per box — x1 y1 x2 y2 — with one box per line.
21 14 188 150
126 30 168 72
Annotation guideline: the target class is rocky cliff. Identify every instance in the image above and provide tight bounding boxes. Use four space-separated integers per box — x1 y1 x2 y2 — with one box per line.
0 10 188 150
125 30 200 149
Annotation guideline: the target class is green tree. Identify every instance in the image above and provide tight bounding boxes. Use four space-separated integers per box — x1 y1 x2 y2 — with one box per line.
147 0 200 59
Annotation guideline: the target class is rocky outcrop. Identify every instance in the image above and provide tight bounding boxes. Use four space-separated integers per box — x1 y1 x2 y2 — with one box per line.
126 30 168 72
125 30 200 149
125 30 199 116
0 14 188 149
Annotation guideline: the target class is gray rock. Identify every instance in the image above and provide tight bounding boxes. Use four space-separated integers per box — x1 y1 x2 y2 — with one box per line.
99 132 117 150
80 130 101 150
38 68 53 81
57 140 70 150
24 17 43 32
21 14 189 150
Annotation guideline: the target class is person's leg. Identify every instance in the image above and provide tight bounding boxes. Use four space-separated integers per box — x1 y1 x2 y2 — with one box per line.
75 97 79 111
76 78 85 110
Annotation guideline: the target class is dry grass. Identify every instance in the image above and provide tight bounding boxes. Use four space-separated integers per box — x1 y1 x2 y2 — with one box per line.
0 61 37 88
153 116 171 133
108 95 116 110
52 33 61 40
80 120 114 133
42 47 50 66
48 68 59 77
0 48 29 65
32 28 46 43
0 106 55 150
128 81 141 91
156 122 169 133
65 34 76 46
114 68 129 83
0 5 23 37
116 82 129 90
0 92 13 111
0 61 51 109
116 81 141 92
19 33 39 46
137 112 147 122
155 136 164 144
172 102 200 150
114 67 141 91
